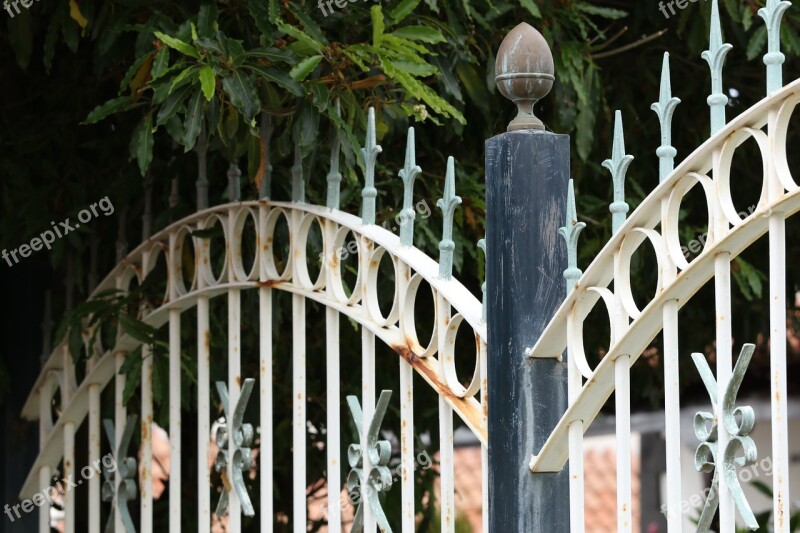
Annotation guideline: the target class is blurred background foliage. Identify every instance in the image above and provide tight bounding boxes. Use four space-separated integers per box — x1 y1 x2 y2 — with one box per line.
3 0 800 530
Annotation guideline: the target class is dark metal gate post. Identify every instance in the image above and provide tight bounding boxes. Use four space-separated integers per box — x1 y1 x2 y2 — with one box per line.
486 23 570 532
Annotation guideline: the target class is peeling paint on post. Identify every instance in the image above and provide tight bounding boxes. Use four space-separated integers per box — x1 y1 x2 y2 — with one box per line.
487 22 570 532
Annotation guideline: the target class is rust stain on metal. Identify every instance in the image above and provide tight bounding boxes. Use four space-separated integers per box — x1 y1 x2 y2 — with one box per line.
236 375 242 387
204 330 211 349
257 280 280 288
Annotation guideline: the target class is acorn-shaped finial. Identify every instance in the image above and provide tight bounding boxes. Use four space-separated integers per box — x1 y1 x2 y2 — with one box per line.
495 23 554 131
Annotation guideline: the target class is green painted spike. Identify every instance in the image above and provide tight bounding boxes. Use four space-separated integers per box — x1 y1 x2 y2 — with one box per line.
291 124 304 203
398 127 422 246
602 111 633 235
326 99 343 210
758 0 791 96
477 237 487 322
360 107 382 225
650 53 681 183
558 179 586 296
701 0 733 136
437 157 462 280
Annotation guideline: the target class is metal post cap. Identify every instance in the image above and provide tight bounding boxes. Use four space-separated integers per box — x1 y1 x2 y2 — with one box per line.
495 23 555 132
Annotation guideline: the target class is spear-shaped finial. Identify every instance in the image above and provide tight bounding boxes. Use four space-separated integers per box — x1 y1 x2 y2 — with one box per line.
758 0 791 96
291 124 304 203
326 99 343 210
701 0 733 136
361 107 382 225
602 111 633 235
437 157 461 279
651 53 681 183
558 179 586 295
398 127 422 246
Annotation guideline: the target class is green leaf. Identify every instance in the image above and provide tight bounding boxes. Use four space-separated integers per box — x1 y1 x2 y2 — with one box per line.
199 65 216 101
119 52 154 94
7 10 33 70
746 26 767 61
519 0 542 18
243 47 296 64
222 71 260 121
248 65 305 97
390 26 446 44
289 54 323 81
119 313 158 345
183 89 205 151
152 47 170 80
388 0 422 25
574 4 627 20
156 83 193 125
276 22 324 53
170 66 199 93
372 5 385 47
154 31 201 59
129 114 154 176
84 96 137 124
197 3 218 38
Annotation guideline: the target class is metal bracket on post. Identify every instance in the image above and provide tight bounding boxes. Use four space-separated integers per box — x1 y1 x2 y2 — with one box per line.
487 22 570 532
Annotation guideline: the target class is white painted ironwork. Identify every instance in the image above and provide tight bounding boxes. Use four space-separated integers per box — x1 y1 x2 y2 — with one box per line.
529 2 797 532
18 110 487 532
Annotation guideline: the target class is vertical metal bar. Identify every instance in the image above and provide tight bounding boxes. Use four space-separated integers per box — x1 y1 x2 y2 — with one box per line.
228 288 242 530
614 354 632 532
293 291 306 532
326 305 341 533
38 466 51 533
39 388 51 533
63 421 76 533
88 383 101 533
768 108 790 533
662 299 682 531
169 308 182 531
361 327 376 530
568 313 585 533
715 250 734 530
437 293 455 533
141 343 154 533
115 351 126 533
197 296 211 533
399 262 415 533
259 204 274 533
486 129 569 532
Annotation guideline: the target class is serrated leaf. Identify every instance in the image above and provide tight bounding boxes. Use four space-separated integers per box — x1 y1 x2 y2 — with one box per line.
391 26 446 44
119 313 158 345
84 96 136 124
388 0 422 25
372 5 385 47
183 89 205 150
519 0 542 18
289 54 323 81
129 114 154 176
169 66 199 93
199 65 215 100
154 31 201 59
277 22 323 53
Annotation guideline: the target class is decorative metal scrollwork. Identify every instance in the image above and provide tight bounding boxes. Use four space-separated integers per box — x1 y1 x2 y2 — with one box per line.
214 378 256 517
691 343 758 531
101 414 138 533
346 390 393 532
